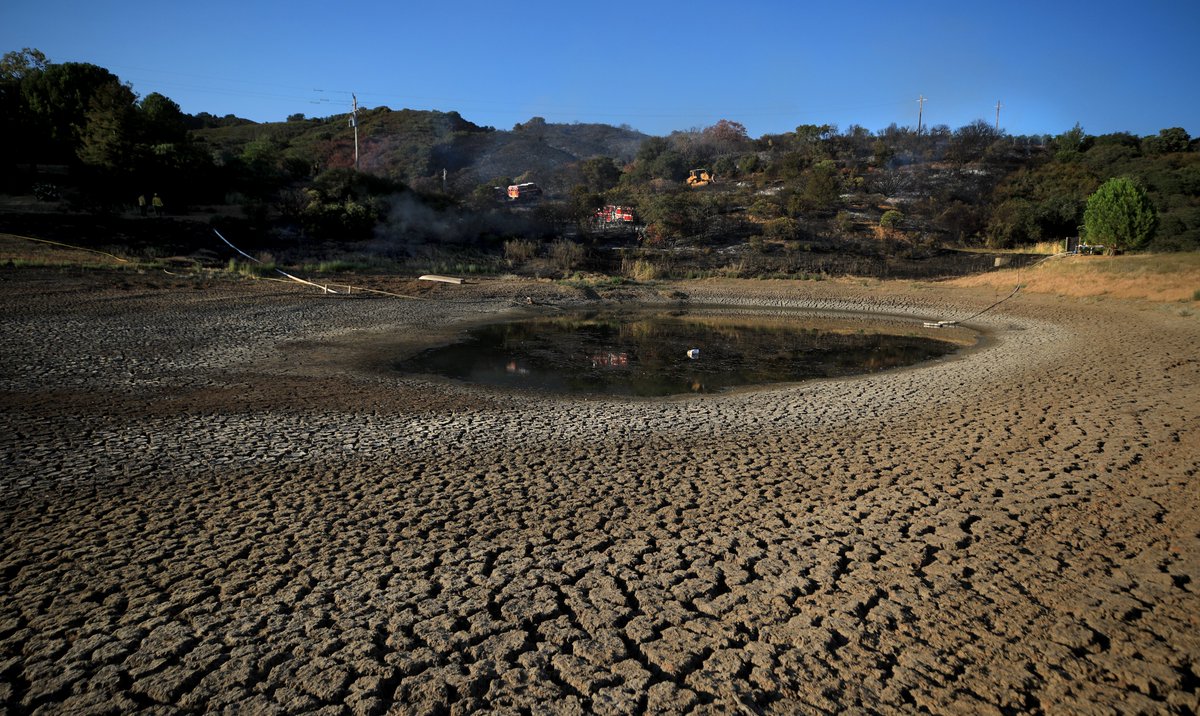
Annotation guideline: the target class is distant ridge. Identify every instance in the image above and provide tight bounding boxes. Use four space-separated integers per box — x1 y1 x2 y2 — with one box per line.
193 108 649 192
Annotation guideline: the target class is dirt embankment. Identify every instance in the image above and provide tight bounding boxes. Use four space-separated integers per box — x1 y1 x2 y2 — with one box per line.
1 270 1197 714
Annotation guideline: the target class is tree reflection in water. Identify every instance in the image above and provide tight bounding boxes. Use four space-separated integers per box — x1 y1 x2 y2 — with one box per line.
397 308 965 397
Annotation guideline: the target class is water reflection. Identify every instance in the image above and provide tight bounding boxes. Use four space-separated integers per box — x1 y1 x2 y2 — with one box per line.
590 352 629 368
397 308 965 397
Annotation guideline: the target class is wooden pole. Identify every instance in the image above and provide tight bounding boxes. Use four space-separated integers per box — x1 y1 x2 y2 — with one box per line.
352 94 359 170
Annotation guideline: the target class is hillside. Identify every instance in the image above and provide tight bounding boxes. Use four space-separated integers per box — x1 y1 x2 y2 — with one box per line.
2 50 1196 275
459 118 646 190
193 109 648 193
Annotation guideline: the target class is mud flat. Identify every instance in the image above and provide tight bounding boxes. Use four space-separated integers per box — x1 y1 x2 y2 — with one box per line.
1 270 1197 714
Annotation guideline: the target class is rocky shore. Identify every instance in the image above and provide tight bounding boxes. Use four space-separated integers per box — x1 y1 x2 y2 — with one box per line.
1 270 1197 714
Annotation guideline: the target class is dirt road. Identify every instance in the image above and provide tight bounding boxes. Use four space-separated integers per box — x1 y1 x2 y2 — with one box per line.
2 271 1197 714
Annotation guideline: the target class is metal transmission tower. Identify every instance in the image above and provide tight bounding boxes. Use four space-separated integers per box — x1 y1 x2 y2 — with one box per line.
917 95 926 135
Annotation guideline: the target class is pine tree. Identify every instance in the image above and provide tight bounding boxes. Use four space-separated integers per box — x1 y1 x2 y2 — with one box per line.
1083 177 1157 253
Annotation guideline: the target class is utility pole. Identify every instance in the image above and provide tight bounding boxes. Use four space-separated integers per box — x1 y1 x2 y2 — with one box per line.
350 94 359 170
995 100 1003 131
916 95 926 135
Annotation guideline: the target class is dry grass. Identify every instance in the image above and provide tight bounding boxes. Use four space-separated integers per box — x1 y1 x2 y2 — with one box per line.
7 230 1195 304
503 239 538 263
1019 240 1067 255
953 240 1066 255
548 239 584 275
621 257 660 282
0 232 133 268
948 252 1200 302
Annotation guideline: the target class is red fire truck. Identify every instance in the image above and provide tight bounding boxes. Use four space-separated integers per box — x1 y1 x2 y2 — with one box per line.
593 205 636 226
507 182 543 201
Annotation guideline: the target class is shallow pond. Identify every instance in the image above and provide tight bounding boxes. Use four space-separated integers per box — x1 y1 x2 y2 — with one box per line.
396 307 970 397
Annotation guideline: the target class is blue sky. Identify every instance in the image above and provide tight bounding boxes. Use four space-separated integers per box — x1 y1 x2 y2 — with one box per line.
4 0 1197 139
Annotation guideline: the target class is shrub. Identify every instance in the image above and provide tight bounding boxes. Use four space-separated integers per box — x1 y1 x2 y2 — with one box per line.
642 223 670 245
300 193 379 240
763 217 799 242
738 154 762 175
621 257 659 281
226 258 275 278
548 239 584 274
834 211 855 237
503 238 538 263
749 198 781 220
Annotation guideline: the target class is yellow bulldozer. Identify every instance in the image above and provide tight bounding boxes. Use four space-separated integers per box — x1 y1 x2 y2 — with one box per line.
686 168 714 187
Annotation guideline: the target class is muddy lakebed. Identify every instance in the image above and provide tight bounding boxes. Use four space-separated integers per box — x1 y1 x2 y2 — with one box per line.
2 273 1197 714
394 306 979 397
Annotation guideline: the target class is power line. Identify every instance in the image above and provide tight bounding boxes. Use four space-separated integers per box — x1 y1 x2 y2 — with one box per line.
106 64 970 133
114 63 922 122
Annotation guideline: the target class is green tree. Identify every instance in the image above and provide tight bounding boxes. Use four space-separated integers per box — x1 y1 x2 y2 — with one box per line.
636 136 669 163
986 161 1101 247
737 153 761 175
880 210 903 230
630 136 686 181
579 156 621 191
763 217 799 241
76 80 138 170
796 161 841 215
935 200 985 242
241 138 282 174
794 124 835 144
567 184 604 222
1083 177 1157 253
872 139 895 167
138 92 187 144
770 151 809 182
470 183 503 208
1054 123 1092 162
300 193 378 240
947 120 1002 164
0 48 48 81
638 191 708 239
648 151 687 182
295 168 403 239
712 155 737 178
1142 127 1191 155
21 61 127 163
985 198 1038 248
1 49 48 172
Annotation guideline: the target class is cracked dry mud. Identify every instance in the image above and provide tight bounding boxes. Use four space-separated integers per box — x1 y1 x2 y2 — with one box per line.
1 271 1198 715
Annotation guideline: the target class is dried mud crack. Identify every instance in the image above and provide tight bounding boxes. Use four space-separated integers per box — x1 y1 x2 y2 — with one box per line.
1 271 1198 714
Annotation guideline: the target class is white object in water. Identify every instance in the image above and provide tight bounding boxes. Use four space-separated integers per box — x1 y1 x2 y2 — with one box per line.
686 348 700 359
